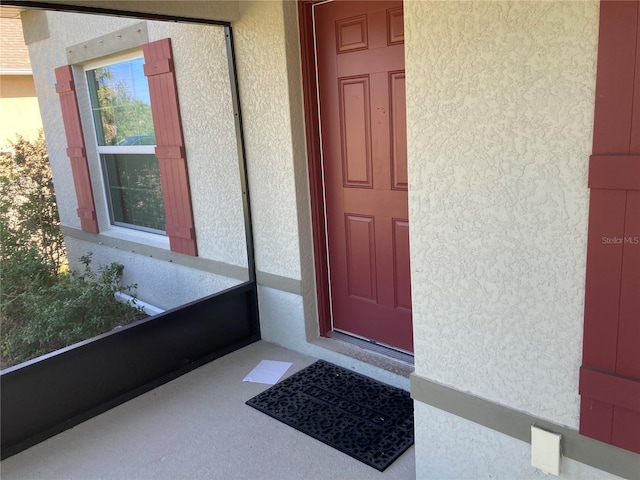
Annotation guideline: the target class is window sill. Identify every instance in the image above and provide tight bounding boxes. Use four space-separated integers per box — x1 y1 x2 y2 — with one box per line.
60 224 249 282
99 226 169 251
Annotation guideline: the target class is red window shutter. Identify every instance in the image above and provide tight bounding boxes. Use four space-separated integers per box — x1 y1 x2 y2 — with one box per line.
580 0 640 453
54 65 99 234
143 38 197 256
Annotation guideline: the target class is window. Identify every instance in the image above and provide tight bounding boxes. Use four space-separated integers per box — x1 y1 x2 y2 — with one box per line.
86 55 165 234
56 38 197 256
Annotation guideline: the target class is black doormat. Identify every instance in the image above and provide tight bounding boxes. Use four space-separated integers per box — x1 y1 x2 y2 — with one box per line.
245 360 414 471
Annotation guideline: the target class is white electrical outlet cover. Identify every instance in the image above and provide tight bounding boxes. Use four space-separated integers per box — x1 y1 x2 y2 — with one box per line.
531 425 562 476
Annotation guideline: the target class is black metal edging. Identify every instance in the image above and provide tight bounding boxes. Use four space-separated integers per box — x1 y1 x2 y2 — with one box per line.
226 25 255 284
228 26 262 339
1 283 260 459
225 24 261 337
1 3 262 459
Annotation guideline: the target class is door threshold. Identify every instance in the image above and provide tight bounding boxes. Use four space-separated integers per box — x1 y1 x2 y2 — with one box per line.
330 331 414 364
310 331 414 380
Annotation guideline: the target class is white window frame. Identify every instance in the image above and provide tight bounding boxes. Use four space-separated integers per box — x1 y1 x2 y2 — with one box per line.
84 51 168 242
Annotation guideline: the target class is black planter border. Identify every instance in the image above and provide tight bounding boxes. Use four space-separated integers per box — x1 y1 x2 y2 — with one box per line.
1 284 260 459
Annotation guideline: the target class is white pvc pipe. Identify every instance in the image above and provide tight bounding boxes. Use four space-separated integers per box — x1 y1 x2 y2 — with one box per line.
114 291 165 316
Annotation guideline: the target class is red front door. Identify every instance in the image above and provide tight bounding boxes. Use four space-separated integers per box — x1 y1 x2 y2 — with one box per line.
315 0 412 352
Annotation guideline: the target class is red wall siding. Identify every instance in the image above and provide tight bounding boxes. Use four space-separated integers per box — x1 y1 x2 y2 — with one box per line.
580 0 640 453
54 65 98 234
143 39 197 256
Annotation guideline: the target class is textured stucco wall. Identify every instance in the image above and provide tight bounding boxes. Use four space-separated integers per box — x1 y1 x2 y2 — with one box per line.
23 1 312 325
233 1 303 281
406 0 599 433
24 11 248 308
149 20 247 269
414 402 622 479
64 237 241 310
28 0 309 286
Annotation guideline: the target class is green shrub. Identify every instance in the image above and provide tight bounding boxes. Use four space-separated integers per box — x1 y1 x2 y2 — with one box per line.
2 253 143 367
1 133 144 368
0 132 65 273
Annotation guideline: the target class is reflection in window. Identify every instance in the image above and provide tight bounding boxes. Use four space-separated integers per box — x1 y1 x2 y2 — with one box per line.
86 57 155 146
103 153 165 232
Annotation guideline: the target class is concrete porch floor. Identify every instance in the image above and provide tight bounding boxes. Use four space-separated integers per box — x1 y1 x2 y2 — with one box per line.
0 341 416 480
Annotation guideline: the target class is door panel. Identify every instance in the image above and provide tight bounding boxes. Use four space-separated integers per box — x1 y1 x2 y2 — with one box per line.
390 72 408 190
315 0 412 352
339 77 372 187
393 219 412 310
345 214 378 301
336 15 368 52
387 7 404 44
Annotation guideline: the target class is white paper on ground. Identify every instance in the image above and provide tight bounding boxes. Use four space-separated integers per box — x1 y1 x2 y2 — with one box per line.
242 360 293 385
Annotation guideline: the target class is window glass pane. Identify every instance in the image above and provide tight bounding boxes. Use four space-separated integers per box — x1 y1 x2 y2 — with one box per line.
102 153 165 232
87 58 155 146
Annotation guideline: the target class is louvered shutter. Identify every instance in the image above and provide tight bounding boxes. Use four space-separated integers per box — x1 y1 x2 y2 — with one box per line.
143 38 197 256
54 65 99 234
579 0 640 453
